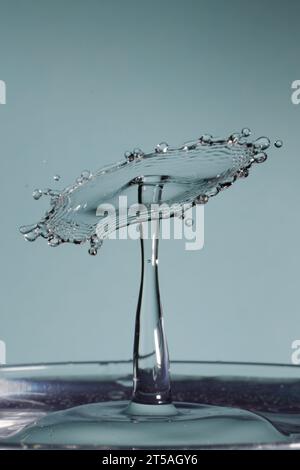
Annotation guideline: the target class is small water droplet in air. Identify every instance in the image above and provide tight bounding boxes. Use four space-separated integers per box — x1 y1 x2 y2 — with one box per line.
32 189 42 200
254 137 270 151
241 128 251 137
274 140 283 148
195 195 209 205
53 175 61 182
255 152 268 164
155 142 169 153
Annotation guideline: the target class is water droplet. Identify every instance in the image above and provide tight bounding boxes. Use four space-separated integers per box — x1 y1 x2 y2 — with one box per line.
24 229 40 242
81 170 92 181
274 140 283 148
20 224 38 235
32 189 42 200
195 195 209 205
47 189 60 197
90 234 98 243
48 236 61 247
133 148 144 158
242 128 251 137
53 175 61 182
237 168 249 178
20 128 275 259
228 133 240 144
39 224 49 238
254 137 270 151
90 235 103 251
133 176 144 184
200 134 212 144
155 142 169 153
124 151 135 162
255 152 268 164
182 140 197 151
220 181 232 190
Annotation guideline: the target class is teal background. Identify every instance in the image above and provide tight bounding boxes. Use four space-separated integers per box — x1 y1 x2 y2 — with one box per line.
0 0 299 365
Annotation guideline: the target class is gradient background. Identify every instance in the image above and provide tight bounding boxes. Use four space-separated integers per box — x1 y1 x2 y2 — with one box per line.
0 0 299 365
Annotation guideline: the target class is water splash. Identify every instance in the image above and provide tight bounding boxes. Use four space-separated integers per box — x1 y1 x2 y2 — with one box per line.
12 129 290 442
20 130 282 255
